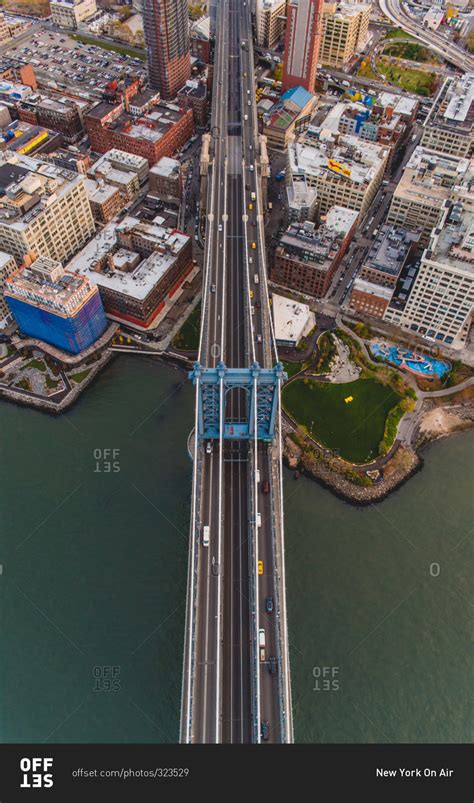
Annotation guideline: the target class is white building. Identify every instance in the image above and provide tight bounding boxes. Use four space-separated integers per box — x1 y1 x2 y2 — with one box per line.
0 153 95 267
272 293 315 346
288 133 388 219
388 200 474 349
50 0 97 30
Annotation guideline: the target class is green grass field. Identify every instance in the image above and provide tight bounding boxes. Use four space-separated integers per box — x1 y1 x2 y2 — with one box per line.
385 29 417 42
282 360 303 379
172 303 201 352
382 41 440 64
358 57 437 96
283 378 401 464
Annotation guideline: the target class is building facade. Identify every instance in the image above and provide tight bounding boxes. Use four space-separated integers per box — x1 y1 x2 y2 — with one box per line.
0 154 95 267
272 206 357 297
0 250 16 326
386 147 473 245
256 0 287 49
0 13 12 45
320 3 370 68
50 0 97 29
142 0 191 100
282 0 324 93
388 201 474 349
5 255 107 354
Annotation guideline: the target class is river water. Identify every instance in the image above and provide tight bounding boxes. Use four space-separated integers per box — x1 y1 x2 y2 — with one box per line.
1 355 472 742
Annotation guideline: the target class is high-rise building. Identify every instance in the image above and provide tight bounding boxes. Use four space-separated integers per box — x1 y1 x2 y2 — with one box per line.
386 146 473 245
386 200 474 349
256 0 287 49
0 153 96 267
421 73 474 158
5 255 107 354
320 3 371 68
142 0 191 100
282 0 324 94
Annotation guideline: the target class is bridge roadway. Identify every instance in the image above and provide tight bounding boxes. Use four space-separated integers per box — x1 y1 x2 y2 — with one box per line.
180 0 293 744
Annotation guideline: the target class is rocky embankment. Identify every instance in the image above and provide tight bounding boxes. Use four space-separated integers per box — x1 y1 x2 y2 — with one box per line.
283 431 422 505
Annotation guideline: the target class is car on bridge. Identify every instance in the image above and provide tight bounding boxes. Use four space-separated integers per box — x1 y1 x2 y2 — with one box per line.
266 596 274 613
261 720 270 741
258 560 264 575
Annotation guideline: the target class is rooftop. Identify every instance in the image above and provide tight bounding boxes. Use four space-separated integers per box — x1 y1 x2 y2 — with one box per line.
67 215 190 300
352 277 393 300
150 156 180 178
424 73 474 135
278 211 356 270
364 225 420 276
272 293 311 344
178 80 207 99
0 152 86 231
425 201 474 277
6 255 94 311
290 134 388 186
394 146 474 204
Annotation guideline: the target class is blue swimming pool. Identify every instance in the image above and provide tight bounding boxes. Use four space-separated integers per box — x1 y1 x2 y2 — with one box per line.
371 342 450 378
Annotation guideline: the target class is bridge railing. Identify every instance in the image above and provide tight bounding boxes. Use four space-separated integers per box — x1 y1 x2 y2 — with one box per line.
179 432 205 742
267 445 288 741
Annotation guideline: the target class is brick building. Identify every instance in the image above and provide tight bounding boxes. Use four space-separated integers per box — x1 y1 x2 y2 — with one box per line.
149 156 182 201
85 101 194 166
272 207 358 298
177 80 207 126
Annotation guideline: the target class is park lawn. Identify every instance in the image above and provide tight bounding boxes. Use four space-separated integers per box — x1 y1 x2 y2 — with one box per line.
283 377 401 464
172 302 201 351
382 41 440 64
385 28 417 42
22 358 46 372
375 58 437 96
70 368 91 384
282 360 303 379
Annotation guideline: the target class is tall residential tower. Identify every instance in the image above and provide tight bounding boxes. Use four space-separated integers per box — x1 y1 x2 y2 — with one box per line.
142 0 191 100
282 0 324 93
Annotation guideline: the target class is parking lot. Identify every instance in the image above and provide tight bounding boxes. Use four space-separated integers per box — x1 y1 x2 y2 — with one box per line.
3 27 146 99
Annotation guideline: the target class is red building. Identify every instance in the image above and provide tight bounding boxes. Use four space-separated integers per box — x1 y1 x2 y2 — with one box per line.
282 0 324 94
85 101 194 166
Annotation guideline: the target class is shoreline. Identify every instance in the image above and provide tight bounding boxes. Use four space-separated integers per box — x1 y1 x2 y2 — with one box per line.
0 348 193 416
2 346 472 505
282 407 474 506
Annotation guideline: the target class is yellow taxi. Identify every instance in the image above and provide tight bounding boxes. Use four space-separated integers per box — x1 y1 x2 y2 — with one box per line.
251 242 257 250
248 203 253 210
249 289 254 299
258 560 264 576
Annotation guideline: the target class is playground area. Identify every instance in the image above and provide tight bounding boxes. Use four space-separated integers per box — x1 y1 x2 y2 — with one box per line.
371 342 450 379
